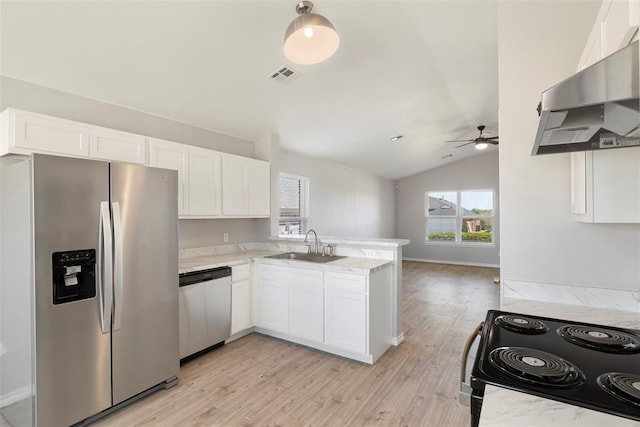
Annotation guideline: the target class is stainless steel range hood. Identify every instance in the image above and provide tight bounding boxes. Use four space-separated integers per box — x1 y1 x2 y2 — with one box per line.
532 40 639 155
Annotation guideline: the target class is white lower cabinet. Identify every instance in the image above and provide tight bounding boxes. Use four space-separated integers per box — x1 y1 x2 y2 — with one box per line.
324 289 366 354
258 279 289 333
324 271 367 354
231 263 252 335
256 262 391 364
290 284 324 343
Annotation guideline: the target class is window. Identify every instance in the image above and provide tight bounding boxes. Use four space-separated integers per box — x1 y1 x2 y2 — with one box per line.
279 173 309 236
425 190 494 244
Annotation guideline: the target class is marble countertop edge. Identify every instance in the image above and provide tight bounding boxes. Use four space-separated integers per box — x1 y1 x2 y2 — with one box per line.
179 250 393 274
268 235 410 248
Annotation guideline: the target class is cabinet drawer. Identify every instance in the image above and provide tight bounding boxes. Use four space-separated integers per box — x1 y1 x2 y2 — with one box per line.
232 263 250 282
325 272 367 294
261 264 323 288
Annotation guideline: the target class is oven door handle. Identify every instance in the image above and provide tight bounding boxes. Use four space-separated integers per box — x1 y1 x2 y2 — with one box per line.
459 321 484 406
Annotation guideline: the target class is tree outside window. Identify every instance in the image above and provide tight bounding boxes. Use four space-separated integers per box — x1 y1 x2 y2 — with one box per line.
425 190 494 244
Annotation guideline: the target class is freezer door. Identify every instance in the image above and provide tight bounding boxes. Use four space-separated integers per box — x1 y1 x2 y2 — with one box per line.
32 154 112 426
110 162 179 405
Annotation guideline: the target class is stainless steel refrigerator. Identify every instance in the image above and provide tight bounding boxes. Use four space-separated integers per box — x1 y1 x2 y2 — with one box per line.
0 153 179 426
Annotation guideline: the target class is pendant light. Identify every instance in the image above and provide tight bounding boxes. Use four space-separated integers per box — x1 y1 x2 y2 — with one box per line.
283 1 340 65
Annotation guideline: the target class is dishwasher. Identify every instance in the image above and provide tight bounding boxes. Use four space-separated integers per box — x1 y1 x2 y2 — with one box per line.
178 266 232 361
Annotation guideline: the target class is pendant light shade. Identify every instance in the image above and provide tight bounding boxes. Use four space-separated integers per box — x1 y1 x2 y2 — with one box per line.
284 1 339 65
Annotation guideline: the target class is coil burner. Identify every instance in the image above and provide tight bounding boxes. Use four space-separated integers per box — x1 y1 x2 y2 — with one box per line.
597 373 640 407
494 315 549 335
557 325 640 354
488 347 585 388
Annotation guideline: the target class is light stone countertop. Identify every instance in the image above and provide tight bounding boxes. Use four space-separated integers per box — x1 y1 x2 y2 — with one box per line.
479 385 640 427
179 250 392 275
268 235 410 248
501 298 640 329
179 250 278 274
258 255 392 273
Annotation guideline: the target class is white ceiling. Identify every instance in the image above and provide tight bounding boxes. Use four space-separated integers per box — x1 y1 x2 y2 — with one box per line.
1 1 501 180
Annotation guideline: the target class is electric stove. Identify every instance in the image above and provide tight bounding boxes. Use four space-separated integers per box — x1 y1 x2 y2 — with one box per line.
464 310 640 426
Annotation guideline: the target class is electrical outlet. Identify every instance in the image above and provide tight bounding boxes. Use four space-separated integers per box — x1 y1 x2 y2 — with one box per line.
223 233 229 243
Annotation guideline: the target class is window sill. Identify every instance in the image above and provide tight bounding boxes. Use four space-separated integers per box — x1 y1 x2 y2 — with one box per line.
423 241 496 249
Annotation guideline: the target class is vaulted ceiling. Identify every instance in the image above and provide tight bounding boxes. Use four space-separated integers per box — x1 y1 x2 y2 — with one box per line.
0 1 503 179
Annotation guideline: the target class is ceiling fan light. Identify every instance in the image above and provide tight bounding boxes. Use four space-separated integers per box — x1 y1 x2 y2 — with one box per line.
475 142 489 150
284 2 339 65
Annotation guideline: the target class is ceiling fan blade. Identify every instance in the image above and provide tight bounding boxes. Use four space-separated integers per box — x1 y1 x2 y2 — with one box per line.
485 136 499 140
445 139 474 143
455 141 475 148
488 140 499 145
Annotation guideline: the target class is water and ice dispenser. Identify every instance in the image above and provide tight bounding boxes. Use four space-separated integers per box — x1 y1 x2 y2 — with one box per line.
52 249 97 304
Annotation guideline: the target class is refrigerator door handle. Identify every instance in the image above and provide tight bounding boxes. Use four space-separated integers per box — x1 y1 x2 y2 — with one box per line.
112 202 124 331
98 201 113 334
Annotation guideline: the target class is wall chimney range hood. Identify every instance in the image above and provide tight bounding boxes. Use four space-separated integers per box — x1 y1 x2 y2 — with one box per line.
532 40 639 155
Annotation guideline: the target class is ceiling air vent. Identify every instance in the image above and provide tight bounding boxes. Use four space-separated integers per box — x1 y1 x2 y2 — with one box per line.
269 66 300 85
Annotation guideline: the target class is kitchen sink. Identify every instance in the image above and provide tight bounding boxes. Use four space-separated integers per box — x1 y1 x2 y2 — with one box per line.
265 252 346 263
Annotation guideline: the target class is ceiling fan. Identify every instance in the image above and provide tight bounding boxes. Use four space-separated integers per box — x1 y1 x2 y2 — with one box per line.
446 125 499 150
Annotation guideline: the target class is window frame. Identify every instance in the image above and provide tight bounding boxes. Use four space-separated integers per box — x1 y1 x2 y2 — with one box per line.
425 189 495 246
278 172 309 237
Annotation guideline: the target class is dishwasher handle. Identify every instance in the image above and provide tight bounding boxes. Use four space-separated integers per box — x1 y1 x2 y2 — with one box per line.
459 321 484 406
179 266 232 287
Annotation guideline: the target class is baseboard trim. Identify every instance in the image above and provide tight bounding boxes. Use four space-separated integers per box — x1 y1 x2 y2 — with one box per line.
0 385 31 408
391 333 405 346
403 257 499 268
225 327 255 344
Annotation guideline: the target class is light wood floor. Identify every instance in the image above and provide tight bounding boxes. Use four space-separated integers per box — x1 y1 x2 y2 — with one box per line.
91 261 499 427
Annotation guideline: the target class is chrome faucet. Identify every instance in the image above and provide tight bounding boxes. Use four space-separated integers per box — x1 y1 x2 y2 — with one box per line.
304 229 320 254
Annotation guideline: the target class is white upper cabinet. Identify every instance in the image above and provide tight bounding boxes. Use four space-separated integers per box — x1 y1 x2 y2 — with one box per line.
149 140 223 218
1 108 270 220
247 161 271 216
571 146 640 224
222 154 270 217
570 152 588 216
2 109 90 157
222 155 248 216
570 0 640 224
148 138 190 216
1 109 148 163
577 29 602 71
578 0 638 71
590 147 640 223
89 127 146 164
601 0 636 56
188 147 221 216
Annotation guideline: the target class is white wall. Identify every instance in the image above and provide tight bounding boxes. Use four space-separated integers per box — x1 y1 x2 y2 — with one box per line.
498 1 640 291
279 151 396 238
396 151 499 266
